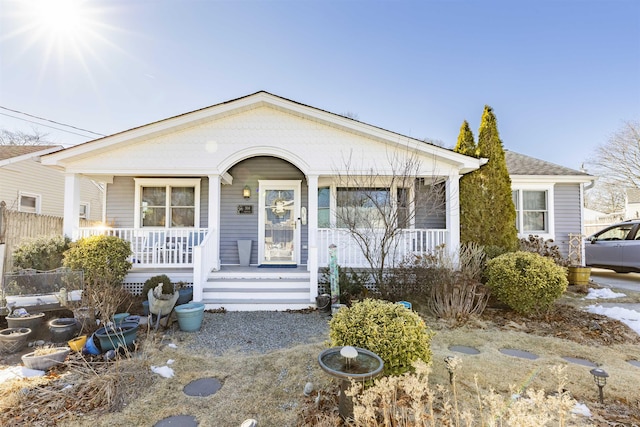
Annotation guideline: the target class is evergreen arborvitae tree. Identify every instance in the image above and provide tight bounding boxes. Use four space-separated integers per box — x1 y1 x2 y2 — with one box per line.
454 121 483 245
454 121 477 157
475 105 518 252
454 108 518 253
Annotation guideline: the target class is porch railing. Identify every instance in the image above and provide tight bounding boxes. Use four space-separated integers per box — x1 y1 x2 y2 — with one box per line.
77 227 209 267
316 228 448 268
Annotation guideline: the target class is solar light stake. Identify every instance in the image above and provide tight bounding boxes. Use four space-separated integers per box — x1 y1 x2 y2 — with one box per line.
589 368 609 404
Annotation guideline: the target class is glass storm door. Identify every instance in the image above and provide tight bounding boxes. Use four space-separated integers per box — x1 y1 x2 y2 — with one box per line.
258 180 301 265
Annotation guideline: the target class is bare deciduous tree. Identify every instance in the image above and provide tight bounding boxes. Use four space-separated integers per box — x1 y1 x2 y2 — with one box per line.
0 128 49 145
588 120 640 188
332 147 447 288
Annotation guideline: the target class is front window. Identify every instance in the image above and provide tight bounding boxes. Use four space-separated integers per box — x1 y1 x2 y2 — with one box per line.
513 189 548 233
135 179 200 228
318 187 330 228
336 187 390 228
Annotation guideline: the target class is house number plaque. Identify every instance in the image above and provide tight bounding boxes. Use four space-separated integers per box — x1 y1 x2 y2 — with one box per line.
237 205 253 214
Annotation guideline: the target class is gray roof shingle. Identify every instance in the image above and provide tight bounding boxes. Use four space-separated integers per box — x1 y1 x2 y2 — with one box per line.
505 150 590 176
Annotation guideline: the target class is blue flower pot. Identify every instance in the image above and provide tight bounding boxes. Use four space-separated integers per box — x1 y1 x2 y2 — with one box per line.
176 287 193 306
174 302 205 332
112 312 130 325
83 334 101 355
142 301 149 316
94 322 139 351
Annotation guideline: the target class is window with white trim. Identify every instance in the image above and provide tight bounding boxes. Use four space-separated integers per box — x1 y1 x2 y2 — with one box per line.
318 187 330 228
513 189 548 233
79 202 90 219
134 179 200 228
18 192 40 213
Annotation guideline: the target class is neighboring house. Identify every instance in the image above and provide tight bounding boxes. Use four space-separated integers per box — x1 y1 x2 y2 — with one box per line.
40 92 593 311
625 188 640 220
0 145 103 221
505 150 595 257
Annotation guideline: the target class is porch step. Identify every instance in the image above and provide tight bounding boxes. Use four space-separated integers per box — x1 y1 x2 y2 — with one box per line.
202 268 314 311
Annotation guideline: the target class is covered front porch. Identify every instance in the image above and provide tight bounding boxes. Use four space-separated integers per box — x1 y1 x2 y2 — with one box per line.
78 226 449 310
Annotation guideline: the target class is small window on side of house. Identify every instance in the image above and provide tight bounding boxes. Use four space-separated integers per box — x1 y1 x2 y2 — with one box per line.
18 193 40 214
79 203 89 219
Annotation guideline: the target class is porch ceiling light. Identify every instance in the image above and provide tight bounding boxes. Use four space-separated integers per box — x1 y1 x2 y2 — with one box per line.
243 185 251 199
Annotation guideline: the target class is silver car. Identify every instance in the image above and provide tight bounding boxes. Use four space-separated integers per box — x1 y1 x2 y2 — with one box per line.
585 220 640 273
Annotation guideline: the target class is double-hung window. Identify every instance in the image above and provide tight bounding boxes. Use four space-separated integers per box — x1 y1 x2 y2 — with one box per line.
513 189 549 234
134 179 200 228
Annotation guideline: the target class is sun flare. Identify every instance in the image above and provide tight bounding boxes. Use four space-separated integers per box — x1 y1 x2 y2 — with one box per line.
28 0 91 40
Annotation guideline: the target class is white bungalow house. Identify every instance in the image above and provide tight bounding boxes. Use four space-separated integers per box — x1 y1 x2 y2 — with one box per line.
41 92 484 310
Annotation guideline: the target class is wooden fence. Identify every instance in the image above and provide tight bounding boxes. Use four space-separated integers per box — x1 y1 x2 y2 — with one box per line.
0 201 98 275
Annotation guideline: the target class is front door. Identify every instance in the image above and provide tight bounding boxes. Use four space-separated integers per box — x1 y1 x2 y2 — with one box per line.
258 180 301 265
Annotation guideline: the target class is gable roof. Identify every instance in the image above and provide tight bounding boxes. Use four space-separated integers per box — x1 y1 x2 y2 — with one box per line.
0 145 62 166
41 91 483 174
505 150 592 178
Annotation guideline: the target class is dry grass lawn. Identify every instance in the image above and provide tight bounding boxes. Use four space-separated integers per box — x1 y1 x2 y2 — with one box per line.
1 287 639 426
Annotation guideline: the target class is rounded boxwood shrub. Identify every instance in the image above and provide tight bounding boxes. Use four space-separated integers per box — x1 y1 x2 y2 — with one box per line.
142 274 174 297
329 298 435 376
63 235 132 287
485 251 568 315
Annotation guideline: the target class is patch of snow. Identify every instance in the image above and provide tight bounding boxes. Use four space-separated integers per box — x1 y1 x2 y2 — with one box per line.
168 343 177 349
584 288 626 300
151 365 174 378
0 366 45 384
586 305 640 335
167 359 175 365
571 402 592 417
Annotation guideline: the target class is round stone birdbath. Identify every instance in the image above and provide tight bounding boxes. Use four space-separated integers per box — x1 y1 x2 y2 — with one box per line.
318 346 384 419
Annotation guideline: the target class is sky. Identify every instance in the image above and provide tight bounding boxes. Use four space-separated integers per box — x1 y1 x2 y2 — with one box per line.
0 0 639 171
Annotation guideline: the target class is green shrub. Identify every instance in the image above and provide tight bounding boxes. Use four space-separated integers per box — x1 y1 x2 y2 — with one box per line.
329 299 435 376
63 235 132 288
142 274 174 297
485 251 568 315
12 235 71 271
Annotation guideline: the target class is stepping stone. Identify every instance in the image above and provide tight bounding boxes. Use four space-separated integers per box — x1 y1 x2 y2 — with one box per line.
561 356 598 367
183 377 222 397
449 345 480 355
627 360 640 368
499 348 539 360
154 415 198 426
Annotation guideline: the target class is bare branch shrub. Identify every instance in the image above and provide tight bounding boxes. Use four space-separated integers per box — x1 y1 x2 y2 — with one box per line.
333 147 447 289
519 234 569 267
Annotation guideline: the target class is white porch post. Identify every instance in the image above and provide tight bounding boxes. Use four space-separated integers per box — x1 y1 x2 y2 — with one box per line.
307 175 319 303
446 173 461 261
63 173 81 239
209 175 221 270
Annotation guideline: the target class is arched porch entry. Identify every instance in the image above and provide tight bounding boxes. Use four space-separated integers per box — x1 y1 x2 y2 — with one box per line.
220 156 308 267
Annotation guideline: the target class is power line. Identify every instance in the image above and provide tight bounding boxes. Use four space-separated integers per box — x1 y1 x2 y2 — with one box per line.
0 112 99 140
0 106 106 137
